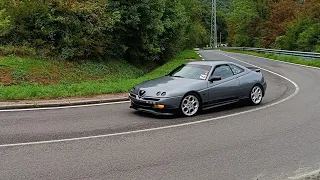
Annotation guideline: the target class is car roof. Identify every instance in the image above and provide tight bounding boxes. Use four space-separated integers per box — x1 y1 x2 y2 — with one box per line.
187 60 234 66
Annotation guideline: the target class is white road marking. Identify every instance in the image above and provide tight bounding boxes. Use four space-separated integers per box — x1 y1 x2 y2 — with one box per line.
288 169 320 179
222 50 320 71
0 101 130 112
217 51 320 180
0 51 300 147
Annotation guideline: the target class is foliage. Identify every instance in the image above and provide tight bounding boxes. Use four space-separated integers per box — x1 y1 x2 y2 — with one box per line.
159 0 188 62
261 0 300 47
2 0 120 60
0 45 36 57
226 0 320 51
181 0 204 48
0 8 11 36
0 0 209 63
226 0 259 47
276 18 320 52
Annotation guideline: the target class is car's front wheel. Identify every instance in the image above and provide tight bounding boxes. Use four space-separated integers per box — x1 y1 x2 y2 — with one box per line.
250 85 263 105
180 94 201 117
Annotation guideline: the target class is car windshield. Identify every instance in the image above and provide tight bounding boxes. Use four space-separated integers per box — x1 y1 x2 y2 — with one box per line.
168 64 212 80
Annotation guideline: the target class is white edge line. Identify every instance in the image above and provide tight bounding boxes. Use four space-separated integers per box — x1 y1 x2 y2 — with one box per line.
0 52 300 148
288 168 320 179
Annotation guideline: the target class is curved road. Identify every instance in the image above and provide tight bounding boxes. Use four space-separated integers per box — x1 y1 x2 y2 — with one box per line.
0 50 319 179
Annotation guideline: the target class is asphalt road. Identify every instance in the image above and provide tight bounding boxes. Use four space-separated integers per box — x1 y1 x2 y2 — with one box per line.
0 50 319 180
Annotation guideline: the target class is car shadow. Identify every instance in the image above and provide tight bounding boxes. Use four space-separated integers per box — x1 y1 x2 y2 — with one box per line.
133 111 178 120
132 100 257 120
200 100 252 115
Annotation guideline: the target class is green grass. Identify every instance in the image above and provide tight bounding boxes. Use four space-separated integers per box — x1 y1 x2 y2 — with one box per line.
0 55 145 85
0 50 200 100
222 49 320 67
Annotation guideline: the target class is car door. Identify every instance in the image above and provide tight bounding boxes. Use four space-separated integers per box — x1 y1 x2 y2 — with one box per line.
207 64 240 105
228 63 248 99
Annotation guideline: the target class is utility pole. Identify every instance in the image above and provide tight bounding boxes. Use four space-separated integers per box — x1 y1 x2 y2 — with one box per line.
210 0 217 48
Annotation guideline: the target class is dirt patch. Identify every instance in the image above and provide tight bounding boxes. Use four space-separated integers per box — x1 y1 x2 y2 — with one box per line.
187 58 200 61
0 67 13 84
28 71 60 85
27 64 61 85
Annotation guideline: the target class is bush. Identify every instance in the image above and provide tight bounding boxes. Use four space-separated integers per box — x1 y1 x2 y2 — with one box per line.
0 45 36 57
2 0 120 60
0 0 207 63
275 18 320 52
0 9 11 36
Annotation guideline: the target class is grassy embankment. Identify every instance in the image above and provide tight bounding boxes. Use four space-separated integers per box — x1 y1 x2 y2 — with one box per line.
222 49 320 67
0 50 200 100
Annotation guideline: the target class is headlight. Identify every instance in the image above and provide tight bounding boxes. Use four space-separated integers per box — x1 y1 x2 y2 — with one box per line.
156 91 166 96
156 91 161 96
130 87 136 92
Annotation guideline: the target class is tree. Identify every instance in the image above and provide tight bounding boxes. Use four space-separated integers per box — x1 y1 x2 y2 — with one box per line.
262 0 300 47
0 9 11 37
226 0 259 46
3 0 119 60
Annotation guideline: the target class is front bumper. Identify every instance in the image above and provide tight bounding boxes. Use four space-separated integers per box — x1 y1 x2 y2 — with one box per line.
129 93 182 115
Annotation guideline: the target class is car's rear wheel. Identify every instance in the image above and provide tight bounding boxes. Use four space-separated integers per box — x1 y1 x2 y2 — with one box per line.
250 85 263 105
180 94 200 117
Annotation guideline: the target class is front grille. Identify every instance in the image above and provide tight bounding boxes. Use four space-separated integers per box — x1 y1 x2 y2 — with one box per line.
132 101 153 108
142 97 160 101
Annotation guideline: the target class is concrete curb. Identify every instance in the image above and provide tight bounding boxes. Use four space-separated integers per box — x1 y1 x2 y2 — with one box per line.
0 97 129 110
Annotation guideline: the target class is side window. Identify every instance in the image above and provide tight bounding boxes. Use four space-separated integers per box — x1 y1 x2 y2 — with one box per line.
229 64 244 75
212 65 234 79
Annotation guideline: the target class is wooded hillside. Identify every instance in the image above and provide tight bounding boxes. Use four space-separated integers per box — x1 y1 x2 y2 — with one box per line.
226 0 320 52
0 0 209 63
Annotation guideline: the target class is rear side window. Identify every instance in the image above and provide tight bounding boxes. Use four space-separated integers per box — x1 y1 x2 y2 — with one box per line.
212 65 234 79
229 64 244 75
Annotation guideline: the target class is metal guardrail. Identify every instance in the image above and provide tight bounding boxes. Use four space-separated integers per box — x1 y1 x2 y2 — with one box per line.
221 47 320 59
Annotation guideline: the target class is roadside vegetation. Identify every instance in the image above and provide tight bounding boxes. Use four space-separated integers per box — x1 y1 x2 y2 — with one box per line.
0 50 200 100
0 0 209 63
0 0 208 100
225 0 320 52
222 49 320 68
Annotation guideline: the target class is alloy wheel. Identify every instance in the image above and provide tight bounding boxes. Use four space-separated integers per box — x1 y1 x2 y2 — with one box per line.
251 86 263 105
181 94 200 116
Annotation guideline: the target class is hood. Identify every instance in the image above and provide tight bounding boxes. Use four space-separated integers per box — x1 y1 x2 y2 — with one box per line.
134 76 207 97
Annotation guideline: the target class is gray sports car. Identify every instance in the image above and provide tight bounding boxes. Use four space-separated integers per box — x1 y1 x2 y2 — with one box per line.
129 60 267 116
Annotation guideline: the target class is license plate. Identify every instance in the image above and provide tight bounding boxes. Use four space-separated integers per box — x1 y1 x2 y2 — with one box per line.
145 101 155 105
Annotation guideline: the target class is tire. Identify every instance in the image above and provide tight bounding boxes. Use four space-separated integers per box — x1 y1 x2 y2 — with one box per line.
249 85 263 105
180 93 201 117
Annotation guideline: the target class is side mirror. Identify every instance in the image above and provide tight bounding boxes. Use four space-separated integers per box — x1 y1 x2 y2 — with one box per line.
208 76 222 82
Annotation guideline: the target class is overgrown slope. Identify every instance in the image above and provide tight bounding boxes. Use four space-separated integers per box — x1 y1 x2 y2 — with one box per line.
0 50 200 100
